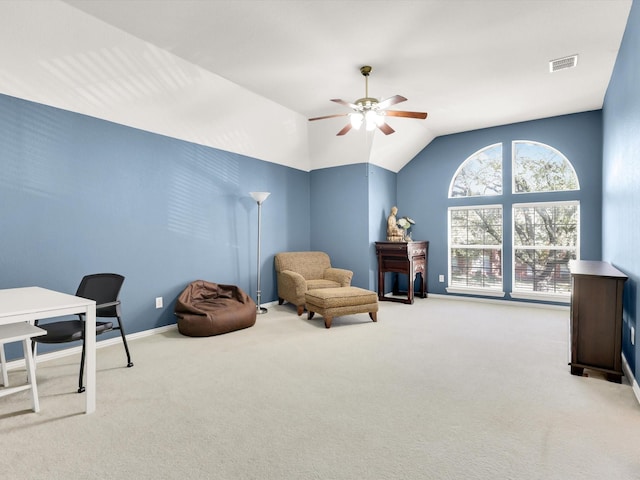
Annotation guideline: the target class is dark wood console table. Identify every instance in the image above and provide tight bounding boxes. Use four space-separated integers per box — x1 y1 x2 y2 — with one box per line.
375 241 428 304
568 260 627 383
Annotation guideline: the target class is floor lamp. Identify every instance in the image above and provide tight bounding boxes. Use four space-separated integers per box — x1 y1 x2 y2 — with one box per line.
250 191 270 314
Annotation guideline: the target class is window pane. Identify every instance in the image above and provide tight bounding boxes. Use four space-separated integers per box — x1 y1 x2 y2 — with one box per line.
450 144 502 197
451 208 502 246
514 249 575 293
513 141 579 193
450 225 468 245
514 204 578 248
513 202 578 294
449 206 503 291
450 248 502 289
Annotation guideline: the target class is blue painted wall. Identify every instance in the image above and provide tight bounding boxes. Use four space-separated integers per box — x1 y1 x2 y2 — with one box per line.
602 0 640 382
310 163 369 288
309 162 397 292
368 164 397 290
0 93 310 358
397 111 603 299
3 20 634 386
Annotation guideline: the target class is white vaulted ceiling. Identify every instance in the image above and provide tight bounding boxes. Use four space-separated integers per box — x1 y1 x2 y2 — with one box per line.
0 1 632 172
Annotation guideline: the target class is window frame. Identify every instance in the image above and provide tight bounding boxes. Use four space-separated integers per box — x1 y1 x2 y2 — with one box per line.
510 200 580 302
447 204 505 298
446 139 581 304
448 143 503 198
511 140 580 195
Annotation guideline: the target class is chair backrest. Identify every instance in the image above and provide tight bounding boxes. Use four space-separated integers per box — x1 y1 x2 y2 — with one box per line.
75 273 125 318
274 252 331 280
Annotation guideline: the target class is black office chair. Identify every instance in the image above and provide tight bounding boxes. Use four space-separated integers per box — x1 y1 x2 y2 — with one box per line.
32 273 133 393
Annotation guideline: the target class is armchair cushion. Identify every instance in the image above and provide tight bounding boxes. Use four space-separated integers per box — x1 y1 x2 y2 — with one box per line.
274 251 353 315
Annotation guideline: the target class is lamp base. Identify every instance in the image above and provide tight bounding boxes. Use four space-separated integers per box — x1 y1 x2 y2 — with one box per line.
256 306 268 315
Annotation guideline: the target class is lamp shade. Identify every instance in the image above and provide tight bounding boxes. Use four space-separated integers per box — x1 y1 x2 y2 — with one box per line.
250 192 271 203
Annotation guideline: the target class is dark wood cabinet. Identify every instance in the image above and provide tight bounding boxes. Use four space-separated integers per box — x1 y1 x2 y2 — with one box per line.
568 260 627 383
375 241 428 304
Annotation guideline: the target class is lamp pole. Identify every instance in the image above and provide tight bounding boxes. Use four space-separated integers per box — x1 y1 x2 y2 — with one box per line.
250 192 270 314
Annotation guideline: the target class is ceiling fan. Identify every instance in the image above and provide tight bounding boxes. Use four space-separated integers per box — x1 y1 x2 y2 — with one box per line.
309 65 428 136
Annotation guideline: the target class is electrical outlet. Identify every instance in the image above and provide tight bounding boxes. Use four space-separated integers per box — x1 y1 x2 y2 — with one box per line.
439 274 445 283
155 297 163 309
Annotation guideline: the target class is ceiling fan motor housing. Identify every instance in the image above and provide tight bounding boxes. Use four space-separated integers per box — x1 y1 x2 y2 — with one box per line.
355 97 380 110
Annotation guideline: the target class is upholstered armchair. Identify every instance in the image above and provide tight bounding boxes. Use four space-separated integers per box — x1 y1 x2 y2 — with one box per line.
274 251 353 315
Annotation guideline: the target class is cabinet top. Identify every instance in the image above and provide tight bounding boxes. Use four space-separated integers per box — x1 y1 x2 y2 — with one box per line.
568 260 628 279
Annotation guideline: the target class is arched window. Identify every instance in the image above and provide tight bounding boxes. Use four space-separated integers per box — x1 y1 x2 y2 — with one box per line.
513 141 579 193
449 143 502 198
448 141 580 301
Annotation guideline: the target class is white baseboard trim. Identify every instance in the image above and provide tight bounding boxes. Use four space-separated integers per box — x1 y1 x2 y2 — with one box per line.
427 293 569 311
622 353 640 406
4 323 178 372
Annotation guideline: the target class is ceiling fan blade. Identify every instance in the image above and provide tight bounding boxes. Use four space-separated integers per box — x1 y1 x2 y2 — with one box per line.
336 123 353 136
376 95 407 110
331 98 359 109
309 113 349 121
385 110 428 119
377 122 395 135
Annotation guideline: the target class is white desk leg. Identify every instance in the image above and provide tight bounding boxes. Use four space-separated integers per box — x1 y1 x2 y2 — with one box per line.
84 303 97 414
23 338 40 412
0 344 8 387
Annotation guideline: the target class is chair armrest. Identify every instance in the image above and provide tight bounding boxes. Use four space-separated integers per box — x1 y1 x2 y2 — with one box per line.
280 270 307 295
324 268 353 287
279 270 308 297
96 301 120 309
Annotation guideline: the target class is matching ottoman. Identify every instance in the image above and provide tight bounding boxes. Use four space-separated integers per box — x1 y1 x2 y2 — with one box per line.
305 287 378 329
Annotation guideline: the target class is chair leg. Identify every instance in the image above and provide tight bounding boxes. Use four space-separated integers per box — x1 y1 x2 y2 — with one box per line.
78 340 86 394
30 324 39 381
77 316 133 394
0 344 8 387
116 316 133 368
30 340 38 384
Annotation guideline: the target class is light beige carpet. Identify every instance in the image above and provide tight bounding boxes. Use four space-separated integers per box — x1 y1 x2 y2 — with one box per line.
1 297 639 479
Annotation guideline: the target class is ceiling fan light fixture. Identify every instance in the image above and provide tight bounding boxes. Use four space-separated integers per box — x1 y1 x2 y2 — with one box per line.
365 109 377 122
350 112 364 129
308 65 428 136
364 110 382 130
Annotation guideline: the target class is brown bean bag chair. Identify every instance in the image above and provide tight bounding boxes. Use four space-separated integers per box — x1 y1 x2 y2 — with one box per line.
174 280 257 336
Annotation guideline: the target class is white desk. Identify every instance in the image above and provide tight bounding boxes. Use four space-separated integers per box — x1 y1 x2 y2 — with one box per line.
0 287 97 414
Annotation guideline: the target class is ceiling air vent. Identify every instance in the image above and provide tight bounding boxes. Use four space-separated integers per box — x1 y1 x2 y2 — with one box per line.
549 54 578 73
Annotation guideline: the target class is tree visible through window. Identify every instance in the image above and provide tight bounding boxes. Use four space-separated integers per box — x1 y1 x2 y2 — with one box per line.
449 206 503 290
513 202 579 294
449 144 502 197
448 141 580 299
513 141 579 193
